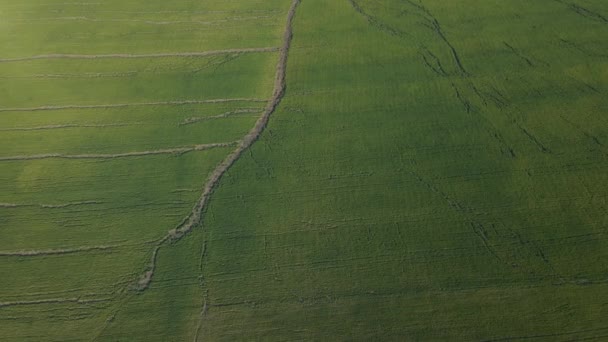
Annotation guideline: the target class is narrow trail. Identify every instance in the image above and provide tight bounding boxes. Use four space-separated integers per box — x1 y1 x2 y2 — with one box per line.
0 123 138 132
0 297 110 309
179 108 262 126
0 72 138 79
0 98 268 113
136 0 301 292
10 15 274 26
0 47 278 63
0 123 141 132
0 244 119 257
0 142 237 162
0 200 102 209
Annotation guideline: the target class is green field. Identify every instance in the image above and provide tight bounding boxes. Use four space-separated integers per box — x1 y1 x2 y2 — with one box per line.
1 0 608 341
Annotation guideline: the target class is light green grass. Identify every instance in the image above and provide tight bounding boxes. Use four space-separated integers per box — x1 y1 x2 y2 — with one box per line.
0 0 291 340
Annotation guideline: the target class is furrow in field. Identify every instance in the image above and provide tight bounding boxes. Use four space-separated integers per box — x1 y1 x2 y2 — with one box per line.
180 108 263 126
52 9 280 15
0 99 268 113
0 47 278 63
347 0 408 38
553 0 608 24
135 0 302 292
0 123 140 132
0 142 237 162
559 115 604 147
0 72 138 79
0 200 102 209
10 15 274 26
0 297 111 309
0 244 119 257
504 42 534 66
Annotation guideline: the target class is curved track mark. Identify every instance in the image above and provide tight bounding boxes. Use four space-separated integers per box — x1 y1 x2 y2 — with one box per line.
136 0 302 292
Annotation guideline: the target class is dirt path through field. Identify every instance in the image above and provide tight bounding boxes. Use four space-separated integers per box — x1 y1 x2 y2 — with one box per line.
0 142 237 162
0 47 278 63
180 108 262 125
0 244 119 257
0 200 102 209
0 98 268 113
0 123 140 132
11 15 274 26
0 297 110 308
136 0 301 292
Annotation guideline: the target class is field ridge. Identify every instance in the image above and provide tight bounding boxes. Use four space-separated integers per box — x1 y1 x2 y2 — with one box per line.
136 0 302 291
0 98 268 113
0 47 278 63
0 142 237 162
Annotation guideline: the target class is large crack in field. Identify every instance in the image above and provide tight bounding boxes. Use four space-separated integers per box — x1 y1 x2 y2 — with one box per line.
135 0 301 292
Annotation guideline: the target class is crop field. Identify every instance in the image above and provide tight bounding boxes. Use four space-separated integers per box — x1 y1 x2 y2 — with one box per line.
1 0 608 341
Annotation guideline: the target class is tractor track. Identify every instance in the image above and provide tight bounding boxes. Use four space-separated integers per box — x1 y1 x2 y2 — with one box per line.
180 108 263 126
0 142 237 162
0 47 278 63
0 297 111 309
10 15 274 26
0 244 119 257
0 123 140 132
0 98 268 113
0 200 102 209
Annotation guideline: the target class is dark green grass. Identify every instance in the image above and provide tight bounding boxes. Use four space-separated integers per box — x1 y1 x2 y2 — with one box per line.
189 0 608 340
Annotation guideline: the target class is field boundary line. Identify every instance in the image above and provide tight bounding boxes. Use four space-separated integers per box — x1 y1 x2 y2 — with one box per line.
0 47 279 63
180 108 263 125
0 200 102 209
0 98 268 113
0 142 238 162
136 0 302 292
0 123 141 132
0 244 120 257
0 297 111 308
9 15 275 26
